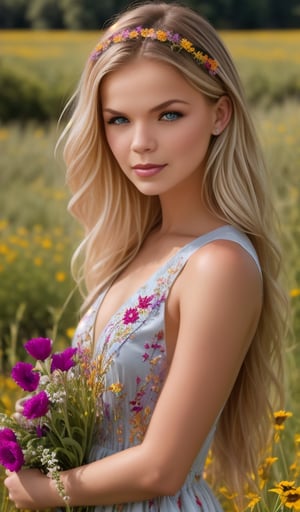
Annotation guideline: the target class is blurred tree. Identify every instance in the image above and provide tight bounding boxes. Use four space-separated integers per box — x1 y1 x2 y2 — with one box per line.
0 0 299 29
0 0 28 28
60 0 134 29
27 0 64 29
231 0 270 28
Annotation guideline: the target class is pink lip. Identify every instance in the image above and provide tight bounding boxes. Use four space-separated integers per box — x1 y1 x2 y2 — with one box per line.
132 163 166 177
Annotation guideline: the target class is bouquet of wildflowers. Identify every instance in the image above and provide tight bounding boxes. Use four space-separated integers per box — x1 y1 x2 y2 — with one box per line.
0 337 106 512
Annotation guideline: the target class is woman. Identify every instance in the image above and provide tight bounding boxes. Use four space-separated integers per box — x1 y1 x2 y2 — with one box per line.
5 2 287 510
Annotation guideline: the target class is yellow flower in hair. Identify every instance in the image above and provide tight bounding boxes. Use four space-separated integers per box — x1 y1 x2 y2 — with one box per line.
180 38 195 53
194 51 205 63
141 28 150 37
209 59 219 72
156 30 168 41
94 43 104 52
113 34 123 43
129 30 139 39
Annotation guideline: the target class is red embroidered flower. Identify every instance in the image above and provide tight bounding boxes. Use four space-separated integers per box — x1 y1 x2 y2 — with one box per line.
195 495 202 507
138 295 153 308
123 307 139 324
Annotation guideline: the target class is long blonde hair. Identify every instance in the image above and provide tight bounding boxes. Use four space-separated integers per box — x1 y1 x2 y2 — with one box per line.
61 1 287 500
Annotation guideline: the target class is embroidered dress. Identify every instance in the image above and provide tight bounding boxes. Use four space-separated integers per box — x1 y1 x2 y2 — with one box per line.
73 225 261 511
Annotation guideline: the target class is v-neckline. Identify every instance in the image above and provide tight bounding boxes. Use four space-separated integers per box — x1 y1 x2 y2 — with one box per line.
91 225 231 350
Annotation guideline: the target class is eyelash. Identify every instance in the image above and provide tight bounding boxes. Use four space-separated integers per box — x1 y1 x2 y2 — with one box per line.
107 116 129 125
160 111 183 121
106 111 183 125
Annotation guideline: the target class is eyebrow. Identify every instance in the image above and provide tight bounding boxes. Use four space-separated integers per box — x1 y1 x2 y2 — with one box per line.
102 99 190 115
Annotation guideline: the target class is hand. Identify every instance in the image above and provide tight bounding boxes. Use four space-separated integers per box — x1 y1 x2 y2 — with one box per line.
12 397 27 424
4 468 58 510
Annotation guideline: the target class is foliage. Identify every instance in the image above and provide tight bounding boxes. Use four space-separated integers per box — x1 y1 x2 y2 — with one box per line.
0 125 81 371
0 0 300 29
211 412 300 510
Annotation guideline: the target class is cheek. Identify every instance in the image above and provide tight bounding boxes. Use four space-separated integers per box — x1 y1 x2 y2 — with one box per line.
174 122 211 157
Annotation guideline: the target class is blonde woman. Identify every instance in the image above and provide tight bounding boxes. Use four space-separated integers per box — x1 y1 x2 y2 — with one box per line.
5 2 287 510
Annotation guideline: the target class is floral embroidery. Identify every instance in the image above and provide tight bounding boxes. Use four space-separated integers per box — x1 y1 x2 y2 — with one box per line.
76 253 217 508
195 495 203 507
123 307 139 324
138 294 154 309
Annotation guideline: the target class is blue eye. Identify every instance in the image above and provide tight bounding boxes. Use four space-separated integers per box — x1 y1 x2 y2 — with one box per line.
108 116 129 125
160 111 182 121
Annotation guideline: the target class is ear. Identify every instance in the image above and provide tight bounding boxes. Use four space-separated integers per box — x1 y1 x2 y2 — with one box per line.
212 95 232 136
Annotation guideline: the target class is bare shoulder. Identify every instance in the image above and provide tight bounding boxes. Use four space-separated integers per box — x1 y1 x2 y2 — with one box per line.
183 238 261 294
177 238 263 344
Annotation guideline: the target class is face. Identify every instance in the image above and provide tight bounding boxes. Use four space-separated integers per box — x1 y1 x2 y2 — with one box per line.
101 58 218 197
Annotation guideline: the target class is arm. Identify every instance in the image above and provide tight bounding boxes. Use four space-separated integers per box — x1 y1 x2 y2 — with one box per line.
5 240 262 509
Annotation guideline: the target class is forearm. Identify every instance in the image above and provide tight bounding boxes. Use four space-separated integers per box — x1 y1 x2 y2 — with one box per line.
61 443 165 507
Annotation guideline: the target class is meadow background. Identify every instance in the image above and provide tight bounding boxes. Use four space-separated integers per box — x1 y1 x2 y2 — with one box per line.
0 29 300 510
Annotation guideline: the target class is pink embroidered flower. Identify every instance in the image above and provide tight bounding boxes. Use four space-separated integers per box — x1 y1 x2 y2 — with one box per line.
177 495 182 509
151 343 162 350
138 295 153 309
142 353 149 361
123 308 139 324
195 495 202 507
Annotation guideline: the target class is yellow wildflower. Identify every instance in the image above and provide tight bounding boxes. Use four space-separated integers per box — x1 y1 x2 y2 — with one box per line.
274 410 293 430
245 492 261 510
258 456 278 487
290 288 300 298
156 30 168 42
112 34 123 43
66 327 75 339
129 30 139 39
180 38 195 53
55 271 66 282
109 382 123 394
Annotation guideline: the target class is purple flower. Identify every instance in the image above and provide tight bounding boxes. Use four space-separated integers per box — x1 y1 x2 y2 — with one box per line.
51 347 77 373
23 391 49 419
11 362 40 392
0 428 17 443
24 337 52 361
36 424 47 438
0 440 24 472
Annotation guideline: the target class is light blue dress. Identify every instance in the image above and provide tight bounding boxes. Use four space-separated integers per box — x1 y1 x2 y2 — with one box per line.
73 225 261 511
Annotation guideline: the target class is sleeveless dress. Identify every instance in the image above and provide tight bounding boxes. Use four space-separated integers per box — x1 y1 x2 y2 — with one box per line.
73 225 261 512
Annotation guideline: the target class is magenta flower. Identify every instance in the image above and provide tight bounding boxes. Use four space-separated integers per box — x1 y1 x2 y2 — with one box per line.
11 362 40 392
0 440 24 472
138 295 153 309
24 337 52 361
51 347 77 373
123 307 139 324
36 424 47 438
23 390 49 419
0 428 17 443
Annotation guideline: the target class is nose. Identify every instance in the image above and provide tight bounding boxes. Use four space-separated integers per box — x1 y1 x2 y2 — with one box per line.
131 122 157 153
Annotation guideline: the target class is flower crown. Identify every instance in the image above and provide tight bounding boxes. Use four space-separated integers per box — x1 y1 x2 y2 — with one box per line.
90 26 219 76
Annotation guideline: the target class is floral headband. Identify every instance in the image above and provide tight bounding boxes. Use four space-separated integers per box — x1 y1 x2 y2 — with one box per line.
90 26 219 76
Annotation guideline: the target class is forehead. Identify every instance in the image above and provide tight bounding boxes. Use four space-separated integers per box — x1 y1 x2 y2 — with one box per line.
100 57 201 107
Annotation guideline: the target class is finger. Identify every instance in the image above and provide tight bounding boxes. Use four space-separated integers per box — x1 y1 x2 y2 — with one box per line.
15 397 26 412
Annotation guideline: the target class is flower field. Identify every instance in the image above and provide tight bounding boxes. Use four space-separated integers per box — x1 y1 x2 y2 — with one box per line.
0 30 299 511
